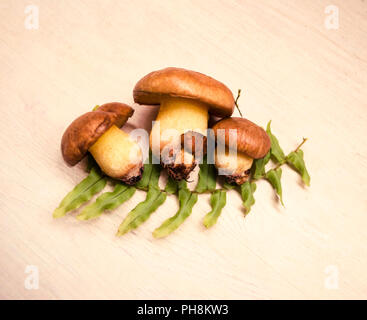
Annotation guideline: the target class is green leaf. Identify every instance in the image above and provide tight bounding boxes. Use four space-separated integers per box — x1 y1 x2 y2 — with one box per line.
135 152 161 190
53 167 107 218
195 155 216 193
135 162 153 190
251 151 270 180
286 149 310 186
266 121 285 164
203 190 227 228
164 176 178 194
265 168 284 205
240 181 257 214
92 105 100 111
207 163 217 192
117 187 167 236
153 181 198 238
117 163 164 235
222 181 237 190
148 164 162 189
76 183 136 220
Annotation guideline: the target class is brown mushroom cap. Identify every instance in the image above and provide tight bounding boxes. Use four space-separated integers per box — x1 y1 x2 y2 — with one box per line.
61 102 134 166
212 117 271 159
133 67 234 117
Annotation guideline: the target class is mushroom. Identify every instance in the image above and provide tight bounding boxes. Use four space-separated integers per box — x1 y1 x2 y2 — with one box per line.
61 102 144 185
212 117 271 185
133 67 234 180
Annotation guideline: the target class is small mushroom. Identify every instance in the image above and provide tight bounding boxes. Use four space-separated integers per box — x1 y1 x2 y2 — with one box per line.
133 67 234 180
61 102 144 185
212 117 271 185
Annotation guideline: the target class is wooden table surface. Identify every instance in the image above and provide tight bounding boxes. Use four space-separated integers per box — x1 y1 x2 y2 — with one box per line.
1 0 366 300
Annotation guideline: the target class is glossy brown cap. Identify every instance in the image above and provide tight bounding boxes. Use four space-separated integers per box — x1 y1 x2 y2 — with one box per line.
212 117 270 159
61 102 134 166
133 67 235 117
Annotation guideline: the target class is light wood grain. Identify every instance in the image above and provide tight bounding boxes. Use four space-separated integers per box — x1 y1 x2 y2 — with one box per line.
0 0 366 299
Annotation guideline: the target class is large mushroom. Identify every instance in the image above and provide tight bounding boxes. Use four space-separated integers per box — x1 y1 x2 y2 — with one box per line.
61 102 144 185
133 67 234 180
212 117 271 185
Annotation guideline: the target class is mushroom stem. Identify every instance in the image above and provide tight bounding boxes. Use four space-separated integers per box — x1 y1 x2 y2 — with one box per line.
150 97 209 180
215 147 253 185
89 125 143 185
